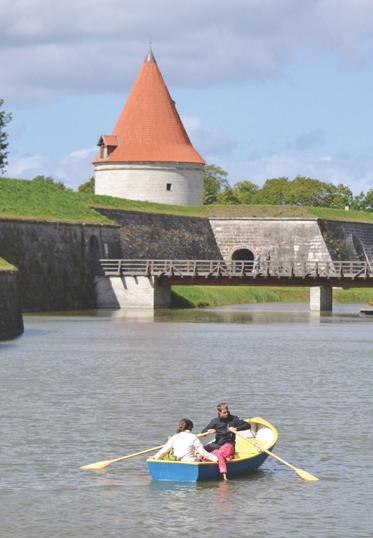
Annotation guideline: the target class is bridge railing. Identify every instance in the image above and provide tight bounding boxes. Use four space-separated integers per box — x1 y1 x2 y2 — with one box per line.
98 259 373 279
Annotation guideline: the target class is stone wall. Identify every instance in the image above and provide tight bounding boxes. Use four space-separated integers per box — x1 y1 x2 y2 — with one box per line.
97 209 222 259
2 213 373 313
209 218 332 261
0 219 122 311
0 269 23 340
319 220 373 261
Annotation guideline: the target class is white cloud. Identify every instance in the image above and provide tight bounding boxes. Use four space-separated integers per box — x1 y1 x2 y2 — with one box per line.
66 147 97 160
2 0 373 103
7 146 97 188
225 151 373 193
7 154 45 176
6 144 373 195
182 115 235 158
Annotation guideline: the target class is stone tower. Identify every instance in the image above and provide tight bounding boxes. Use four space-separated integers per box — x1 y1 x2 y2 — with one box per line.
93 49 205 205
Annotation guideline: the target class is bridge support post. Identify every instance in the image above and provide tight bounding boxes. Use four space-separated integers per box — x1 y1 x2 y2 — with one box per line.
94 276 171 309
310 285 333 312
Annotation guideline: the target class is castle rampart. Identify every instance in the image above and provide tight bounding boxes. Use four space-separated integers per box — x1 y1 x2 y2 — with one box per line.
0 262 23 340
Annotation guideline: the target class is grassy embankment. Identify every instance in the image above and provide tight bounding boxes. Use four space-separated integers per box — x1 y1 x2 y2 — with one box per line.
2 176 373 223
0 257 17 271
171 286 373 307
1 176 373 306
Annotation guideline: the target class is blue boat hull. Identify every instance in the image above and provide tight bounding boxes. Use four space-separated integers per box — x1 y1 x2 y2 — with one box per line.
147 451 270 482
147 417 278 482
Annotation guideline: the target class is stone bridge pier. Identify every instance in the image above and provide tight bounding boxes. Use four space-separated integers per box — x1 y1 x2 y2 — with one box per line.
94 275 171 309
309 286 333 312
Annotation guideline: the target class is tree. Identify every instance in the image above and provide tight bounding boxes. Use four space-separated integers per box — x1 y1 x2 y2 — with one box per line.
351 191 367 211
32 175 71 191
203 164 229 204
231 180 259 204
0 99 12 173
327 183 353 209
218 186 239 204
352 190 373 211
254 177 290 205
363 190 373 211
253 176 353 208
78 177 95 193
285 176 327 206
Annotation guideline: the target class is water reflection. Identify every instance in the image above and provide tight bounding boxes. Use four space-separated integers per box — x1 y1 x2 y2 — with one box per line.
25 302 373 326
153 303 373 325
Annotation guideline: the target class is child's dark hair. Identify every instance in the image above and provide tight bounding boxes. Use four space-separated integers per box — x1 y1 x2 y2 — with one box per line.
177 418 194 433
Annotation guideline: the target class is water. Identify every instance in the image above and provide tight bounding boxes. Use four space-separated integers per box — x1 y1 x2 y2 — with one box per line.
1 303 372 538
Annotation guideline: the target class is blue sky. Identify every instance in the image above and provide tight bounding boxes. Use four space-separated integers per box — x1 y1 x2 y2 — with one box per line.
3 0 373 193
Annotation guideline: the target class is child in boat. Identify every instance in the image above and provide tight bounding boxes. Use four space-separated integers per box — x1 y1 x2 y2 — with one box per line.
153 418 219 464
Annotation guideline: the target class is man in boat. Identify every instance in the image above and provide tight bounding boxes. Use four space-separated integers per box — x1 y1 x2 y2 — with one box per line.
201 402 251 480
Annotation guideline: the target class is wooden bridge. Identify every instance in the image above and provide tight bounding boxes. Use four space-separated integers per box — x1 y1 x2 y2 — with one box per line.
98 259 373 288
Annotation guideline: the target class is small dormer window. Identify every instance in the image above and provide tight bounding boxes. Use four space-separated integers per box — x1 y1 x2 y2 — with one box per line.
97 135 118 159
107 145 115 157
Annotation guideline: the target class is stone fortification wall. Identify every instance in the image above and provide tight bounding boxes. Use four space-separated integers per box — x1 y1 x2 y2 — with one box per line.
319 220 373 261
209 218 331 261
0 269 23 340
95 162 204 205
2 212 373 313
96 209 222 259
0 219 122 311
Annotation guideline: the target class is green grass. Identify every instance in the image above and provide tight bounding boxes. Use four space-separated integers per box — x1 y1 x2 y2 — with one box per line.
0 257 17 271
172 285 373 308
1 176 373 223
0 177 112 224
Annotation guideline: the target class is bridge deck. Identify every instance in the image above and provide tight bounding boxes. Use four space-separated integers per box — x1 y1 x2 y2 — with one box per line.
97 259 373 287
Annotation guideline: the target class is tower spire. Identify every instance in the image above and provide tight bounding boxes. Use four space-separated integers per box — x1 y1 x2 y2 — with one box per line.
93 48 204 205
94 48 204 165
145 43 156 63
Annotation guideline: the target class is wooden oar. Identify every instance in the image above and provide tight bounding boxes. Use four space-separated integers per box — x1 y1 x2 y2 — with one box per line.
236 432 319 482
80 432 210 471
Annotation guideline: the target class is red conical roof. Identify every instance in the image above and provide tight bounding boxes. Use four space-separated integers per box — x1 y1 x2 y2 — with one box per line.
94 50 205 165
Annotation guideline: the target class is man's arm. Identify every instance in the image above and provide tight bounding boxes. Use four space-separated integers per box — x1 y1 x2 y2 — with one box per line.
201 418 217 433
231 416 251 431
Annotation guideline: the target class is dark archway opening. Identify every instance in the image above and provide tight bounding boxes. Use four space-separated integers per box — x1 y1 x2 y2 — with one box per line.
89 235 100 260
231 248 254 261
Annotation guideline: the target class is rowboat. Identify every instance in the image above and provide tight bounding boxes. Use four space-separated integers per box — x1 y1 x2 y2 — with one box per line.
147 416 278 482
360 309 373 316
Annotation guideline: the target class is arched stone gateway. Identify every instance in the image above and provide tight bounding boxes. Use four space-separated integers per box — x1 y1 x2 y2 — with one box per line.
231 248 254 261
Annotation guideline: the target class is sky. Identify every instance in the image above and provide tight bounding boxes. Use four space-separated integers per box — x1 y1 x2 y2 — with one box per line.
2 0 373 193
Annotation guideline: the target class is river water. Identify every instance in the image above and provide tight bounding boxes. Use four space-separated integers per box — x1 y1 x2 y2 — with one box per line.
1 303 372 538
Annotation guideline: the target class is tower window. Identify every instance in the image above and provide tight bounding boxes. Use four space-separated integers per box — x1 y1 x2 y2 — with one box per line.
166 183 172 191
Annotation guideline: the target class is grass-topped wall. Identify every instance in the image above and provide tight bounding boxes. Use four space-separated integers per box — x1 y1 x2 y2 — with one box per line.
1 176 373 224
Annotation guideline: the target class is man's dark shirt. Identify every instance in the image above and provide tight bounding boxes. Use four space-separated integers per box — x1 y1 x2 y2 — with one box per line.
202 413 251 449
